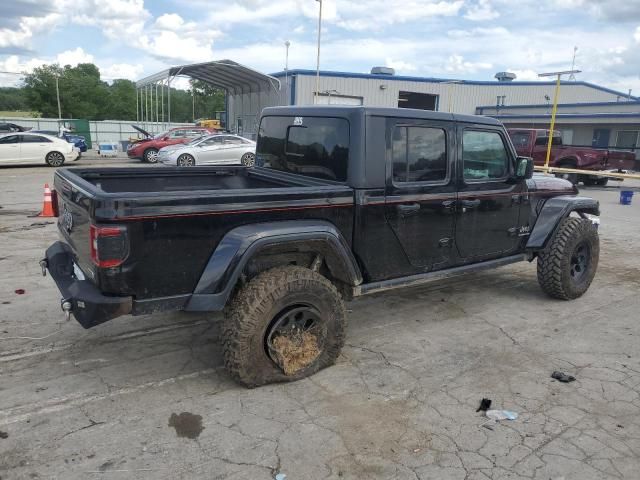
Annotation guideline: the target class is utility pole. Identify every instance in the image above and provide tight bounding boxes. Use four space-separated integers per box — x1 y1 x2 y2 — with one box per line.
55 74 62 119
538 70 581 169
569 47 578 81
315 0 322 104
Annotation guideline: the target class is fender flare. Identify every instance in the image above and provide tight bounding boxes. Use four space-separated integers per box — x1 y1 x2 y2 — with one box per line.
526 195 599 250
185 220 362 312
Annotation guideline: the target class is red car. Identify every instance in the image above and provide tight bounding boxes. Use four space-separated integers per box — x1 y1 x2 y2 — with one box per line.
127 125 216 163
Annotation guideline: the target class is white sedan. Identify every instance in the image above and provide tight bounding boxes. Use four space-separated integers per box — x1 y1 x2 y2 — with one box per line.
0 132 79 167
158 134 256 167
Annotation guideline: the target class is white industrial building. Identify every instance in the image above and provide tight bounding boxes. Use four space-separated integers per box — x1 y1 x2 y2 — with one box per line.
136 61 639 159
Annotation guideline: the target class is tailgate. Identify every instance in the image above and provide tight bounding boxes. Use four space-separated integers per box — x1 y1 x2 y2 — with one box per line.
53 173 97 282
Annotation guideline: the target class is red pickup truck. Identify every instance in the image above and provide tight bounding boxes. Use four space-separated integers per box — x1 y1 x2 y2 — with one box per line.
508 128 636 186
127 125 216 163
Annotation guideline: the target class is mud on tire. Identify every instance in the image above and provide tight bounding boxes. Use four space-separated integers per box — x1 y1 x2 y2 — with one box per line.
537 217 599 300
222 265 346 387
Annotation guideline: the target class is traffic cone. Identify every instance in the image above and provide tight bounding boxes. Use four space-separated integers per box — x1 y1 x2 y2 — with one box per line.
39 183 56 217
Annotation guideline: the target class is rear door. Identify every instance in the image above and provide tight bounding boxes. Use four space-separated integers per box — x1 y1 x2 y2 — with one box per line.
20 135 52 162
0 134 21 164
384 118 456 271
454 126 524 260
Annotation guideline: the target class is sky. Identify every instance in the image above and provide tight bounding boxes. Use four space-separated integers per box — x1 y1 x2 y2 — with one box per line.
1 0 639 95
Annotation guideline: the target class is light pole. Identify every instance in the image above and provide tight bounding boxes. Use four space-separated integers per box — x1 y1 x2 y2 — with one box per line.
315 0 322 104
538 70 581 169
285 40 290 105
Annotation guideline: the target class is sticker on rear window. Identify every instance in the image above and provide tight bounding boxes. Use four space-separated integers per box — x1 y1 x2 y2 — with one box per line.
293 117 303 126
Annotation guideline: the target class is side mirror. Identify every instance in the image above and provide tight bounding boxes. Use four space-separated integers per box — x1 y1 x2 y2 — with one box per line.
162 136 169 141
515 156 534 180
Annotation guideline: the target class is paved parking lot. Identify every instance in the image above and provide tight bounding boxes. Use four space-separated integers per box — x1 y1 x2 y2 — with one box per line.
1 159 640 479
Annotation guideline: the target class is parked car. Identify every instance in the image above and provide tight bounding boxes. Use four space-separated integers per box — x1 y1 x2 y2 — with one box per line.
0 122 28 133
0 132 79 166
31 130 88 155
158 134 256 167
508 128 636 185
43 106 600 387
127 125 215 163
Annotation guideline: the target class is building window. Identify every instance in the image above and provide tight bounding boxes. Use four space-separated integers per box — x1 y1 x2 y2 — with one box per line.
615 130 639 150
392 126 447 183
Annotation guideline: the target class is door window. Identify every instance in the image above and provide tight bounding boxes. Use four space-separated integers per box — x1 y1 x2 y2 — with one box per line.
615 130 639 150
200 136 223 146
392 126 447 183
462 130 510 181
169 129 187 138
21 135 52 143
224 137 243 145
0 135 19 144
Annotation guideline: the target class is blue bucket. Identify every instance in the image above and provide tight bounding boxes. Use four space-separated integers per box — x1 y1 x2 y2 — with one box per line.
620 190 634 205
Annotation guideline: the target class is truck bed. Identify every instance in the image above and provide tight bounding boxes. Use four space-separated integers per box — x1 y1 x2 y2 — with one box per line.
52 166 355 301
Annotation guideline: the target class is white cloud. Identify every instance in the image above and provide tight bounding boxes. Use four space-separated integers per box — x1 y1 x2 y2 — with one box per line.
56 47 94 66
385 58 417 73
293 25 305 34
635 26 640 42
464 0 500 21
100 62 144 80
0 12 61 50
445 54 492 74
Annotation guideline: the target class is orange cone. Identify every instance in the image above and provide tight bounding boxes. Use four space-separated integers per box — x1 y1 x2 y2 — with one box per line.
39 183 56 217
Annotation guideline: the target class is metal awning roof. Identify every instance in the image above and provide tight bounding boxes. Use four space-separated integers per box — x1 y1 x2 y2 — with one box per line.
135 59 280 94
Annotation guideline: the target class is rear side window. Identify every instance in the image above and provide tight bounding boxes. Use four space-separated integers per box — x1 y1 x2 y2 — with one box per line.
0 135 19 144
392 126 447 183
463 130 510 180
257 116 349 182
509 132 531 149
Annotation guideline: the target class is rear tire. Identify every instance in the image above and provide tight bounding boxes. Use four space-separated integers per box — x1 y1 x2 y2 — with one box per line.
222 265 346 387
554 165 578 185
143 148 159 163
596 178 609 186
241 152 255 167
45 151 65 167
582 177 597 186
537 217 599 300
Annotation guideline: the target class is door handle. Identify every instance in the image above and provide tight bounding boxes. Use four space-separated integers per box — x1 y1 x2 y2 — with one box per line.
461 199 481 209
397 203 420 217
441 199 456 211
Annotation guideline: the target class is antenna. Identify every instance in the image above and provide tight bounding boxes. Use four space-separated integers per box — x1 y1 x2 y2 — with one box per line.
569 47 578 81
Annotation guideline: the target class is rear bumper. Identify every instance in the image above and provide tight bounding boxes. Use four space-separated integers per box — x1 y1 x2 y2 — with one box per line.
43 241 132 328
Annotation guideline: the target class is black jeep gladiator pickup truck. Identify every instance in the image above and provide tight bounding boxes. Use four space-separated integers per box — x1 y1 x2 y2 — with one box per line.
42 106 600 386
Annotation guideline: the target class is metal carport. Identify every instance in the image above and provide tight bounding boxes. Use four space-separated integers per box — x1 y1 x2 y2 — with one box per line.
135 59 281 136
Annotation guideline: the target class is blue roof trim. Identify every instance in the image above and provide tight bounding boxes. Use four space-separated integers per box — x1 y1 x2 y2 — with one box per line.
478 100 640 110
269 69 637 100
490 113 640 120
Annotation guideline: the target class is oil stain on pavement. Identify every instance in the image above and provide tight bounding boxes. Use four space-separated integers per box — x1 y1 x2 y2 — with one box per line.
168 412 204 439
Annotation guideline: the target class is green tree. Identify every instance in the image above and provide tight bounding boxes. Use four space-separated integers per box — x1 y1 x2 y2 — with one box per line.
105 79 136 120
0 87 29 112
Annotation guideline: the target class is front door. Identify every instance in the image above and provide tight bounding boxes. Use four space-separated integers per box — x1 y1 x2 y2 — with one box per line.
384 119 456 272
196 136 225 164
455 127 524 260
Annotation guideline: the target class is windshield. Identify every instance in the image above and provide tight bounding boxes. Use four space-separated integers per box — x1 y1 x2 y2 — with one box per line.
256 116 349 182
186 135 209 146
154 131 169 139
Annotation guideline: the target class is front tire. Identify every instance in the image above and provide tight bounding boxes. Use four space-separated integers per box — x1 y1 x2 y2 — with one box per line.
45 151 65 167
222 265 346 387
143 148 159 163
537 217 599 300
241 152 255 167
177 154 195 166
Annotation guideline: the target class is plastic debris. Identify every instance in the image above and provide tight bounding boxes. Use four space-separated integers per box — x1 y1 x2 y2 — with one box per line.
486 410 518 421
476 398 492 412
551 371 576 383
275 474 287 480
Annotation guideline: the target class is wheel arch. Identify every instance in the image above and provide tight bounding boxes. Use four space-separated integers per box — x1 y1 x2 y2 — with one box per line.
526 195 599 251
185 220 362 312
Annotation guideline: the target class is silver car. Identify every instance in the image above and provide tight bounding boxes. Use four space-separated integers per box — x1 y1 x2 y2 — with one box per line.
158 134 256 167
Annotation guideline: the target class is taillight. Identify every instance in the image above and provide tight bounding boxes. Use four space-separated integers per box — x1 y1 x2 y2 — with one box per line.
89 224 129 268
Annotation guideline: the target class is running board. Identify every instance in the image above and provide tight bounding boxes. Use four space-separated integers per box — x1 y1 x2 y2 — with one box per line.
353 254 526 297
